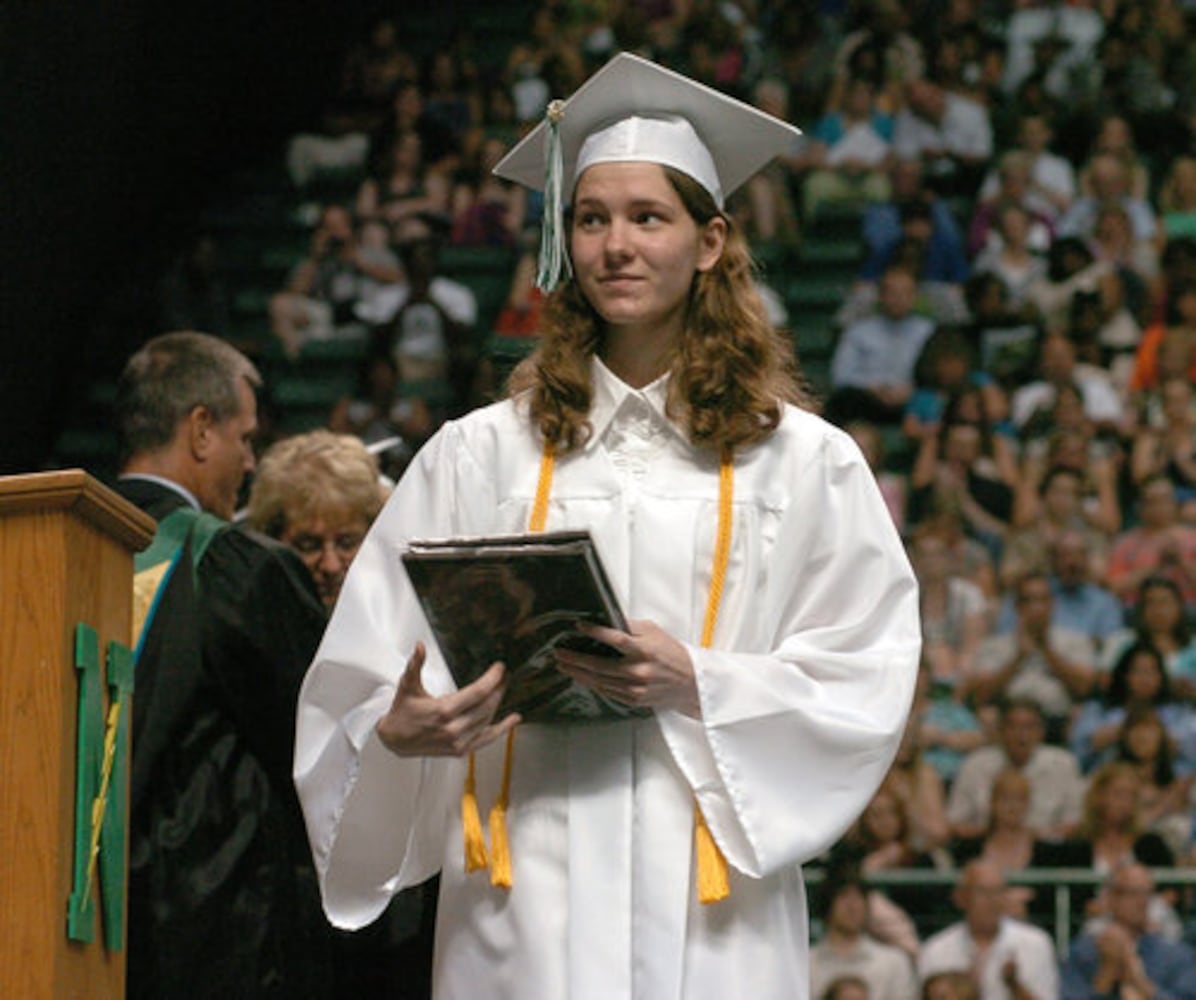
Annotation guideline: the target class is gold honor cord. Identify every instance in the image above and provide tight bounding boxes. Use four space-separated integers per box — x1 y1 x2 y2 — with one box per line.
463 443 734 904
83 699 123 904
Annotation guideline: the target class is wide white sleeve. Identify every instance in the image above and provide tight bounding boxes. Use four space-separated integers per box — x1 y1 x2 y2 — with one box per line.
657 428 922 877
293 422 494 929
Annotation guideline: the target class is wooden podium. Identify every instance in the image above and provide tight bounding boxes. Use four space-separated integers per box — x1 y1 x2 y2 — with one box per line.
0 470 155 999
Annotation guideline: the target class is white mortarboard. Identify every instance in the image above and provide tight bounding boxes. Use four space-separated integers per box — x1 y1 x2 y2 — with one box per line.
493 51 802 292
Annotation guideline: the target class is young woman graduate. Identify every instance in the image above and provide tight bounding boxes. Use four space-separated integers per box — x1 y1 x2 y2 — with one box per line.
294 52 921 1000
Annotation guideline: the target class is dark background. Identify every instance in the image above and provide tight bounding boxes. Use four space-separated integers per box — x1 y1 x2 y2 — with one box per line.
1 3 480 474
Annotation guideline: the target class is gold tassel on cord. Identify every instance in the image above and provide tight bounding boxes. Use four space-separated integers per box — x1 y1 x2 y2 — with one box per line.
488 729 517 888
459 446 555 888
694 806 730 903
462 753 489 872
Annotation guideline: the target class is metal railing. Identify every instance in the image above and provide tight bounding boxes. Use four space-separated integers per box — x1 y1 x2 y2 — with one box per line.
804 866 1196 955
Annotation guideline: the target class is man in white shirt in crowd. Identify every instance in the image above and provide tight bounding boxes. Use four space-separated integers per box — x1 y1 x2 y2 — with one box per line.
918 860 1059 1000
892 78 993 199
947 696 1084 841
827 265 936 426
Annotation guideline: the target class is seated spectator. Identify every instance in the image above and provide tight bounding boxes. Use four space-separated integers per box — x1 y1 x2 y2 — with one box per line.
328 17 418 134
838 231 970 328
827 0 924 114
1073 760 1177 872
1101 576 1196 698
967 151 1054 258
368 80 460 182
1060 862 1196 1000
1057 153 1158 251
158 234 231 338
1114 706 1193 858
916 860 1059 1000
1090 199 1156 311
269 204 402 360
950 769 1064 930
363 214 479 411
355 129 452 237
963 272 1042 388
892 77 993 201
727 77 801 244
800 75 894 222
245 430 387 611
1025 237 1123 340
1128 279 1196 399
976 110 1075 224
947 697 1084 842
1077 114 1151 205
1001 1 1103 102
1004 468 1112 589
284 19 416 189
1058 271 1143 397
1129 376 1196 501
1010 332 1126 439
1106 475 1196 610
903 327 1011 448
845 419 908 533
886 705 952 851
1071 638 1196 775
831 778 950 928
909 656 987 786
450 135 526 248
821 975 871 1000
421 49 480 146
911 524 989 699
1016 407 1123 539
993 529 1122 650
327 353 431 468
971 201 1049 312
922 971 980 1000
809 868 919 1000
907 393 1019 558
861 158 969 286
827 266 937 425
920 493 1001 609
1156 155 1196 245
965 572 1097 738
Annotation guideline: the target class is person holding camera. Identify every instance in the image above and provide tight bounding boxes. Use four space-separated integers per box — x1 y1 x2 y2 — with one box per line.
269 203 402 359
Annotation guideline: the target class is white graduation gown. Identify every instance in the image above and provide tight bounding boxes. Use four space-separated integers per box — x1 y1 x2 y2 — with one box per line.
294 360 921 1000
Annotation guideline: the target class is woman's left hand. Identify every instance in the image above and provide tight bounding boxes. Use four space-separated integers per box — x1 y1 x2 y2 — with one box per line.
553 619 701 718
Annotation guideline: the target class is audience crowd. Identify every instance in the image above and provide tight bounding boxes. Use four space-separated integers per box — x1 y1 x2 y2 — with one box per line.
156 2 1196 997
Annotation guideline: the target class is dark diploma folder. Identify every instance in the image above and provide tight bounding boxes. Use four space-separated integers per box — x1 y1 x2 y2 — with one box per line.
400 530 648 724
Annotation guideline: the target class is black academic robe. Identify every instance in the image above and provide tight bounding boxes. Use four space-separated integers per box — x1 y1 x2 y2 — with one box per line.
117 478 334 1000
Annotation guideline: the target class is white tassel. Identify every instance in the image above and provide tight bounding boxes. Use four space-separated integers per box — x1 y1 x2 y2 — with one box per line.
536 100 572 293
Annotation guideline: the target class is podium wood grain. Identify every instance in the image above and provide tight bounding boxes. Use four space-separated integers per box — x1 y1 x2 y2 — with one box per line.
0 471 153 999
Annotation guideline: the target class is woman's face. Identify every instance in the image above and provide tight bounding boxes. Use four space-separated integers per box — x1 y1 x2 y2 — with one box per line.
943 423 981 464
1140 584 1181 632
1125 718 1164 763
1125 652 1164 702
1098 774 1139 825
863 792 902 844
281 506 370 610
571 161 724 344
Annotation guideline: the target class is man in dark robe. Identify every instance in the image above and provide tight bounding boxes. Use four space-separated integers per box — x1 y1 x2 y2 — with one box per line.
114 332 333 999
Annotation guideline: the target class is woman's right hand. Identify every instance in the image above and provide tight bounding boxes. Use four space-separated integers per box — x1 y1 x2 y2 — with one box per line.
376 642 521 757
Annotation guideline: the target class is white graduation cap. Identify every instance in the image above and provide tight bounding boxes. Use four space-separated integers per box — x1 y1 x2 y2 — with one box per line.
493 51 802 291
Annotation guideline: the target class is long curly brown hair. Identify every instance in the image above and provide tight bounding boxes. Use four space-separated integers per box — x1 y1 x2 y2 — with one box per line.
506 166 809 454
